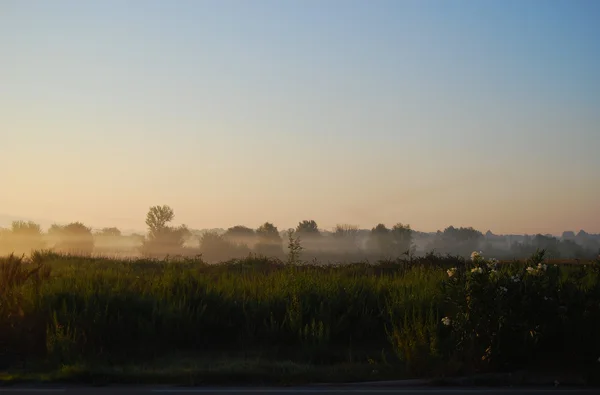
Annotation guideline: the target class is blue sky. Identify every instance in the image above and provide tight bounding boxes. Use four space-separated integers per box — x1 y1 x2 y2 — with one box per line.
1 0 599 234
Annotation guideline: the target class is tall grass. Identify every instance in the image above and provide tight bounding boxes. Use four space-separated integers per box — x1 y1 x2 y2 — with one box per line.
1 251 599 378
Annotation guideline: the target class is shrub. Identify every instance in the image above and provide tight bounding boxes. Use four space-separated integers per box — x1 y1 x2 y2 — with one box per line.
441 250 600 372
50 222 94 256
254 222 283 257
199 231 251 263
0 221 45 256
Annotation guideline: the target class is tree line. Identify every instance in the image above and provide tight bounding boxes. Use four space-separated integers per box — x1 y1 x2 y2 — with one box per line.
1 205 599 261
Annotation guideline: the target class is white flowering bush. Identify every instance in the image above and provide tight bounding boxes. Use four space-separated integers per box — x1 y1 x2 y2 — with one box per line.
446 268 457 278
440 249 600 372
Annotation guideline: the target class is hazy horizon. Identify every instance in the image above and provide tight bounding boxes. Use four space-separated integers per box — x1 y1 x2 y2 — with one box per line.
2 1 599 235
1 211 597 238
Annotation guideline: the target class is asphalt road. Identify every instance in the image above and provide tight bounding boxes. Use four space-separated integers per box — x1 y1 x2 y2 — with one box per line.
0 387 597 395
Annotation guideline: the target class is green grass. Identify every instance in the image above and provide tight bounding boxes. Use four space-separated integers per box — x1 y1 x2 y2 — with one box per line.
1 251 599 385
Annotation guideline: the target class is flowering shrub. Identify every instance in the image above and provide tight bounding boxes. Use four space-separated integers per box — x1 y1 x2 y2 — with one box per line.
441 250 600 373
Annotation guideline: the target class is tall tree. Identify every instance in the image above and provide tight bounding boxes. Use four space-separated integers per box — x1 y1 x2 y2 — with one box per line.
369 223 392 255
256 222 281 242
391 223 413 256
52 222 95 256
0 221 45 255
296 220 320 236
223 225 255 241
200 231 251 263
97 227 122 237
254 222 283 257
141 205 188 257
333 224 359 238
145 205 174 239
332 224 360 251
427 226 483 257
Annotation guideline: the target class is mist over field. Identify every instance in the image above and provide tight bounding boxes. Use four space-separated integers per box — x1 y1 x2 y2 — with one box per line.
1 206 599 262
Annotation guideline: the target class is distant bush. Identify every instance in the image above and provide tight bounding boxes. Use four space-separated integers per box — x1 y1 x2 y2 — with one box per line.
96 227 122 237
141 225 190 257
199 231 251 263
0 221 45 256
425 226 484 258
254 222 284 257
295 220 320 237
49 222 94 256
224 225 255 241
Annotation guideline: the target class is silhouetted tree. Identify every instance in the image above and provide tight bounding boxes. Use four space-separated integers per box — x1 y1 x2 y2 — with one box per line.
294 220 321 250
0 221 45 255
332 224 361 252
532 234 560 258
333 224 359 238
97 227 122 237
368 223 393 255
256 222 281 240
286 229 303 264
296 220 320 236
94 227 126 256
254 222 283 257
559 239 585 259
225 225 255 237
426 226 483 257
223 225 256 246
391 223 413 256
52 222 95 256
11 221 42 234
146 205 174 239
199 231 251 263
141 205 189 257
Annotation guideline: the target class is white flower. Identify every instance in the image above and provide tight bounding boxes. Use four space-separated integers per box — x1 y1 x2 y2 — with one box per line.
441 317 451 326
537 263 547 271
487 258 499 269
526 267 537 274
543 296 549 301
511 275 521 283
471 251 483 261
499 286 508 293
471 267 483 274
447 268 456 278
490 269 497 275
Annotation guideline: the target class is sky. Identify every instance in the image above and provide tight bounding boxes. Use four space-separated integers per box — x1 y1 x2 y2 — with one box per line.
1 0 599 235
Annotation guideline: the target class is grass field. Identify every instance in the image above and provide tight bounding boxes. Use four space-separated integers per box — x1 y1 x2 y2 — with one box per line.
1 251 599 385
